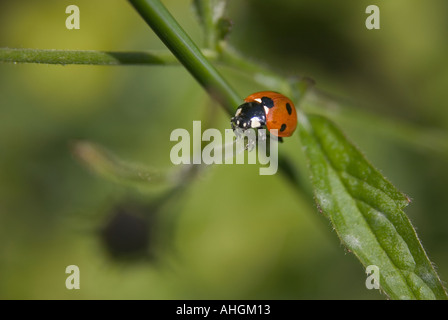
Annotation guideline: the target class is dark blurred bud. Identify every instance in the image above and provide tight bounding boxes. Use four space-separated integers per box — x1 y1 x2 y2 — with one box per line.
100 205 153 261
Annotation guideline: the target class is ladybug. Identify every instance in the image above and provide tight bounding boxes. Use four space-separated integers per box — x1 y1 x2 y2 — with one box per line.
230 91 297 138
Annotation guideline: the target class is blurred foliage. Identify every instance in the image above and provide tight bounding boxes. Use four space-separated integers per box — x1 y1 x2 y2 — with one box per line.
1 0 448 299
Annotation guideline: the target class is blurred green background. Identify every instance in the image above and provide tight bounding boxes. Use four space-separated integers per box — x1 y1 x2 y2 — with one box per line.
1 0 448 299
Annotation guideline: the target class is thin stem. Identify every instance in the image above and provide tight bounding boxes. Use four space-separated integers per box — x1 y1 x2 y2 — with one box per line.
0 47 187 66
128 0 240 115
193 0 217 49
72 141 165 187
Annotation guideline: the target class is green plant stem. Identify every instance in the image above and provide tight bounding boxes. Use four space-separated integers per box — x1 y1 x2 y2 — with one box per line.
193 0 217 49
0 47 187 66
128 0 240 115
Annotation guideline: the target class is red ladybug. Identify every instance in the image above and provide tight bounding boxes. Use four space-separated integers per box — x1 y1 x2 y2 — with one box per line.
230 91 297 137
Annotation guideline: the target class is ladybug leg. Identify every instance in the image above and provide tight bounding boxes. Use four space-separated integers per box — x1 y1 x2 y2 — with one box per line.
233 126 243 139
245 128 261 151
246 138 256 151
233 127 255 151
258 129 267 142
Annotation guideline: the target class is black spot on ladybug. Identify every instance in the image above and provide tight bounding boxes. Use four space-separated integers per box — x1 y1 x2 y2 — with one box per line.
286 103 292 115
280 124 287 132
261 97 274 108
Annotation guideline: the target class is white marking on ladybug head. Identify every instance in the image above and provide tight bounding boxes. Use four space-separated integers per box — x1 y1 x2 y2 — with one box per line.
251 118 261 128
235 108 242 116
254 98 262 103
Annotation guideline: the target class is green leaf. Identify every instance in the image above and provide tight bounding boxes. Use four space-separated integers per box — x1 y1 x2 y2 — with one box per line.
298 112 448 300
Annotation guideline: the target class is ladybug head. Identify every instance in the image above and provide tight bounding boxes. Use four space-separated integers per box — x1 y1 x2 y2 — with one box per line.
230 102 266 132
